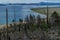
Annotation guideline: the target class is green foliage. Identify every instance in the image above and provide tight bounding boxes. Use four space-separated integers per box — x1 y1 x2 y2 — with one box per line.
30 14 33 20
51 11 60 26
19 18 23 22
29 14 36 24
41 23 48 31
51 11 59 19
41 19 48 31
12 19 15 22
58 30 60 35
37 15 41 24
36 15 41 29
25 15 29 22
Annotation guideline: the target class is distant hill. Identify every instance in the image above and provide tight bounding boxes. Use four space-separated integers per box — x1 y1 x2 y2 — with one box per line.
0 4 6 6
0 2 60 6
39 2 60 5
8 2 60 5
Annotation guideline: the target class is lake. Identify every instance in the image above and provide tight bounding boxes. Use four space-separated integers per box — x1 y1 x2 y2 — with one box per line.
0 5 59 24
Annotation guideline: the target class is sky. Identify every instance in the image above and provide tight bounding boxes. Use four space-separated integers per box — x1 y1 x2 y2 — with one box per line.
0 0 60 3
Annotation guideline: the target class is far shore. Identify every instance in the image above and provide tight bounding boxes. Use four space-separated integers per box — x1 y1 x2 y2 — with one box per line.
31 7 60 18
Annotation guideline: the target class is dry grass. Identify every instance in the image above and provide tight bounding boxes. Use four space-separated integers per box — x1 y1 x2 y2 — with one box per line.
31 7 60 18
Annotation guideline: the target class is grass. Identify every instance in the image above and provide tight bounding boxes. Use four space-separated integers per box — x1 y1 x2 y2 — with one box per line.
31 7 60 18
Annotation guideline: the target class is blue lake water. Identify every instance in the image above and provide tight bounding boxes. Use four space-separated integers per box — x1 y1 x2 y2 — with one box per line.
0 5 59 24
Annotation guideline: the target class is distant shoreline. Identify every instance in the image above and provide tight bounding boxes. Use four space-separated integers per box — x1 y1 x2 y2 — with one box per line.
31 7 60 18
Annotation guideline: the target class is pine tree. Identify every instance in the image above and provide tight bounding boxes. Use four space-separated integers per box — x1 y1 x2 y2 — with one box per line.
19 19 23 23
24 15 31 39
25 15 30 29
36 15 41 28
12 19 17 31
29 14 33 24
32 15 36 24
29 14 37 32
18 18 23 32
51 11 59 19
51 11 60 26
